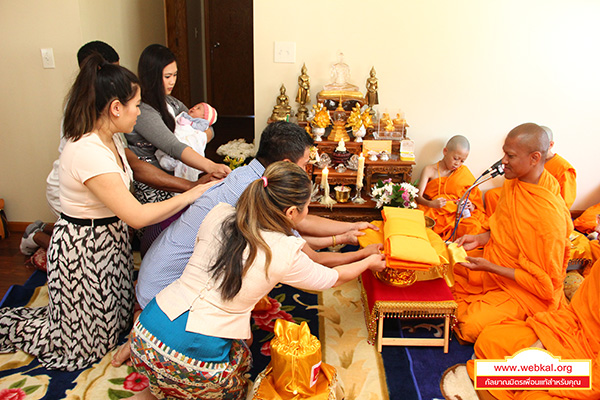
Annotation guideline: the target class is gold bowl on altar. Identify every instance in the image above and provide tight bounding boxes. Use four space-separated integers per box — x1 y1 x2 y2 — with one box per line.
334 185 351 203
375 268 418 287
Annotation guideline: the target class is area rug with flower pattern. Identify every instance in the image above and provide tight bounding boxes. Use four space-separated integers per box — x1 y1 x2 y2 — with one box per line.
0 270 390 399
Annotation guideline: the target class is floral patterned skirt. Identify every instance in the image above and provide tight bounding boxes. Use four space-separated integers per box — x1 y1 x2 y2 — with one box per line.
130 319 252 399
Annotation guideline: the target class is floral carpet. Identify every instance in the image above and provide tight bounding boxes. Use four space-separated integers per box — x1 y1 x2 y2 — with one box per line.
0 272 387 399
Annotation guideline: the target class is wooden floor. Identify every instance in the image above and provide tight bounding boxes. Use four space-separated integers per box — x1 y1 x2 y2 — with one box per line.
0 229 37 301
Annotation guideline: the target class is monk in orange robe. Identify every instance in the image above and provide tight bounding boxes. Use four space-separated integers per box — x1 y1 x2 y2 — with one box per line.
453 123 573 343
484 125 577 216
466 257 600 399
416 135 487 241
573 202 600 234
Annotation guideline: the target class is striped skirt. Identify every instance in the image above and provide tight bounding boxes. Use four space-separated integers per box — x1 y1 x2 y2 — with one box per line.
130 319 252 399
0 217 134 371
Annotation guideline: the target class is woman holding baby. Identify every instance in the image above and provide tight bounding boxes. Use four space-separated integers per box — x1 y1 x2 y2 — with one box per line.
126 44 230 204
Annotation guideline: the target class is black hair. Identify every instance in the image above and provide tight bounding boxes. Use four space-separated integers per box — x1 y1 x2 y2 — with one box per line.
63 53 139 141
77 41 120 66
255 121 314 166
138 44 177 131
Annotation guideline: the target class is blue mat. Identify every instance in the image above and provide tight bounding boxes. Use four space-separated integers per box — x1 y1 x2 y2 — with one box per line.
382 318 474 400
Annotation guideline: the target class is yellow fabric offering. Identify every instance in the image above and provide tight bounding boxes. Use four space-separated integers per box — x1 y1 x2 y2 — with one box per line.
251 319 338 399
447 242 468 267
382 207 440 268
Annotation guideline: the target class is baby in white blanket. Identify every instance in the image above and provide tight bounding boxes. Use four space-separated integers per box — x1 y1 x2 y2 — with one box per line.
156 102 217 181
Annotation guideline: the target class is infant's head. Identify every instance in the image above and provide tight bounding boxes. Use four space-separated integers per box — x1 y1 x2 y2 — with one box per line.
189 102 218 125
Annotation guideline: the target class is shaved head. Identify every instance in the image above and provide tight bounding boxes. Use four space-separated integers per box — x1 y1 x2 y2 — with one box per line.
507 123 549 158
541 125 553 142
446 135 470 152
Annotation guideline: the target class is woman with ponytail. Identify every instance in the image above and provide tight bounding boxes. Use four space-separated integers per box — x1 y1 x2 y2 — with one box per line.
127 44 230 204
129 161 386 399
0 54 214 371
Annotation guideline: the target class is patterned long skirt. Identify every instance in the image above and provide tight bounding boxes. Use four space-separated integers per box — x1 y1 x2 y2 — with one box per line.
130 320 252 399
0 218 134 371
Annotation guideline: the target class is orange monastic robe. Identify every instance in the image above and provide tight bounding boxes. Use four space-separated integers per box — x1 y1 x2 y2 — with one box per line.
418 165 488 241
544 154 576 209
485 153 577 216
573 202 600 234
467 258 600 400
453 170 572 343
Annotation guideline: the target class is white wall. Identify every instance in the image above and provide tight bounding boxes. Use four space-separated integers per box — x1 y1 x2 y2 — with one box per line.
0 0 165 222
254 0 600 209
1 0 599 222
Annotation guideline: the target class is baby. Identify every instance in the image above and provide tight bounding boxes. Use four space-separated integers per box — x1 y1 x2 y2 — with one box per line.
156 102 217 181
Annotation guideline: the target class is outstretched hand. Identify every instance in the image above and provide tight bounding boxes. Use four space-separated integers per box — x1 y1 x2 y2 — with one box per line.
431 197 447 208
353 221 379 232
454 234 480 251
362 243 383 257
367 253 386 272
458 256 491 272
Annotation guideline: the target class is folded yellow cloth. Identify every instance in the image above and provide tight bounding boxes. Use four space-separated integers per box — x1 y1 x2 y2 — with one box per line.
382 207 440 267
447 242 468 268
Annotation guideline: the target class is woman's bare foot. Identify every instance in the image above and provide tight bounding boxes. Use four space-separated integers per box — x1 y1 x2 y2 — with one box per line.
111 339 132 367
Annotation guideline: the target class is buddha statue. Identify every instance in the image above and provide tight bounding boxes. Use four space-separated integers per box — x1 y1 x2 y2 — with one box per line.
269 84 292 122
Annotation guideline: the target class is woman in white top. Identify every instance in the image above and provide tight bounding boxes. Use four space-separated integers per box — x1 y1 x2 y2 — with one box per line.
0 54 214 371
129 161 386 399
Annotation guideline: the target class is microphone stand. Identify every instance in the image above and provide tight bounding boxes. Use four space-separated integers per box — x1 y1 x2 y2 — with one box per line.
448 170 502 243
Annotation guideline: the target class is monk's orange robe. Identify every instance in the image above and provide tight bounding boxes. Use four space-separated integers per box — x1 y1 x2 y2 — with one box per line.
573 202 600 234
467 258 600 400
453 170 572 343
484 187 501 218
418 165 488 241
485 153 577 216
544 154 577 210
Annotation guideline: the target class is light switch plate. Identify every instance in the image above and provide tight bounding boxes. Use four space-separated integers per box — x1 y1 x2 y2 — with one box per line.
274 41 296 63
41 48 55 69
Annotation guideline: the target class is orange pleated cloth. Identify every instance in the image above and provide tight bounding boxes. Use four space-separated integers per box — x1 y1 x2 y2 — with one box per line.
251 319 338 399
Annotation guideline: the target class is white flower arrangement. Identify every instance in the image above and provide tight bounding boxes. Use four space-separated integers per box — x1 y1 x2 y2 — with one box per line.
371 179 419 209
216 138 256 159
216 139 257 169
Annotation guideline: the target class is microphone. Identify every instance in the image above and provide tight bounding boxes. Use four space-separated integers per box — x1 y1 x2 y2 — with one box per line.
482 159 504 178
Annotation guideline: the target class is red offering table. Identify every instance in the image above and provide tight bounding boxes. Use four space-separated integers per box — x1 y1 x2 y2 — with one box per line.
360 270 457 353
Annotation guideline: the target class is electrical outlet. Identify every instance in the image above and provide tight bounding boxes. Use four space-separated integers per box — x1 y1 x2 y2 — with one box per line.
274 41 296 63
41 48 55 69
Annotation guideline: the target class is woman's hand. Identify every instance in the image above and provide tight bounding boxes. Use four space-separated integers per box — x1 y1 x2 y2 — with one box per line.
366 253 386 272
208 162 231 179
352 221 379 232
182 179 221 205
361 243 383 257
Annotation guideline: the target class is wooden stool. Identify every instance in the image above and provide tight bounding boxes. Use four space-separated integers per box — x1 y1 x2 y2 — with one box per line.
360 270 457 353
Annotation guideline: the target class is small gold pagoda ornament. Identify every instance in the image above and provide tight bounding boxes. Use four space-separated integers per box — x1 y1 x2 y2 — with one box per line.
329 98 350 142
295 63 310 123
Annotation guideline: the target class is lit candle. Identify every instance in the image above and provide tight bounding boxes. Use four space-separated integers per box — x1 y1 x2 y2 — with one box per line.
321 167 329 189
356 153 365 189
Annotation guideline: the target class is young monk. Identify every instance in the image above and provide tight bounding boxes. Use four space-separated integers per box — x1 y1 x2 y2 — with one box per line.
466 257 600 399
453 123 573 343
416 135 487 241
485 125 577 215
